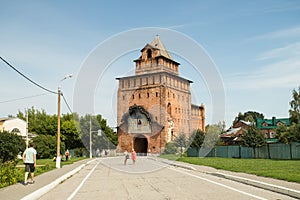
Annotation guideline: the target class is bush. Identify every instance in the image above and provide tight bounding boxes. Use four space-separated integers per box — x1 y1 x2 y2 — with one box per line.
163 142 178 154
0 162 23 187
0 131 25 163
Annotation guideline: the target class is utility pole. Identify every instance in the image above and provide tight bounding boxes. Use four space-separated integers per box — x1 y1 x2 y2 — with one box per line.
56 87 61 168
26 109 28 149
56 74 72 169
90 117 92 158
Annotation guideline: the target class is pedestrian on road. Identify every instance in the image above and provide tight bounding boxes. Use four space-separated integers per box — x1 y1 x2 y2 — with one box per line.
131 149 136 164
22 142 37 185
124 150 129 165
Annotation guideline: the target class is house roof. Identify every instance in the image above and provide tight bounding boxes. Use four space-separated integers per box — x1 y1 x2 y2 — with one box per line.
256 117 290 129
148 35 173 61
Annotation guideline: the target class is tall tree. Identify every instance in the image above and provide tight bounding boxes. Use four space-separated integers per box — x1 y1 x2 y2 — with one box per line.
289 86 300 124
173 133 188 157
241 126 266 158
233 111 264 125
189 129 205 151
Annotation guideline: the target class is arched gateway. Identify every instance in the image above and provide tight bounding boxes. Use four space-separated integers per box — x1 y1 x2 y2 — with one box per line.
134 134 148 154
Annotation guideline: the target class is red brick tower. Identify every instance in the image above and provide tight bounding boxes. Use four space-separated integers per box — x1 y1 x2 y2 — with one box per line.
116 36 205 154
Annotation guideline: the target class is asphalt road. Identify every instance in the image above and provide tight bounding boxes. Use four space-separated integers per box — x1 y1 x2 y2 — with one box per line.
38 157 297 200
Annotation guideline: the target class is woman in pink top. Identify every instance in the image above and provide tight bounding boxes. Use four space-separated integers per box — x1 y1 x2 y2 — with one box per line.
131 149 136 164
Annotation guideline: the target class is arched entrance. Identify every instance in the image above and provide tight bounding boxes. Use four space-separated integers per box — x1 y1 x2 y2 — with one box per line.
134 135 148 154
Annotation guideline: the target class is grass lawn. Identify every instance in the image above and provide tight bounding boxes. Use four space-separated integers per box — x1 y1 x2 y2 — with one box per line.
162 156 300 183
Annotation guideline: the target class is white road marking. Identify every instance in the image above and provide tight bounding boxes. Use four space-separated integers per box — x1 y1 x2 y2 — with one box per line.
67 162 99 200
169 167 268 200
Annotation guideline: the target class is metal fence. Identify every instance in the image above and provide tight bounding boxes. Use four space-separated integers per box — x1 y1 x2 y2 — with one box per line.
187 142 300 159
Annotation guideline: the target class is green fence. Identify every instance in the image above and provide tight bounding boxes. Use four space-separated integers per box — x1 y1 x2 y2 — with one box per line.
188 142 300 159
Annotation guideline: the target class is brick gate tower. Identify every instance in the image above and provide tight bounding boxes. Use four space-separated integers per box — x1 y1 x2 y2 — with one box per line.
116 36 205 154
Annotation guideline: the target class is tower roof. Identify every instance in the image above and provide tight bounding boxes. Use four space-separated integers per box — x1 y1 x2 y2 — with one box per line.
147 35 173 60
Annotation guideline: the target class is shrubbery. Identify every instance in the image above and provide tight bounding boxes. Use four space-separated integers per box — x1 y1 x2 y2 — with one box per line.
163 142 178 154
0 131 25 163
0 131 25 187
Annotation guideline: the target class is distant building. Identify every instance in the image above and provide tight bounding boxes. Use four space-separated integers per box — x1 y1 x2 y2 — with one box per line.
221 117 291 145
0 117 26 137
256 117 290 139
0 117 36 142
116 36 205 154
220 120 252 145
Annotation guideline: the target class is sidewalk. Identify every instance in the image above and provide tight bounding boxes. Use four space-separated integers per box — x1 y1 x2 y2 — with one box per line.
0 159 92 200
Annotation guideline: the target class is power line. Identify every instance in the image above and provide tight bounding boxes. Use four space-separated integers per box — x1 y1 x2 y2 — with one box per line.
1 56 73 113
61 92 73 113
0 93 49 104
0 56 57 94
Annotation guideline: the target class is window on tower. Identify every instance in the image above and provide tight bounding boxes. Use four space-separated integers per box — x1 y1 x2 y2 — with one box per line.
147 49 152 59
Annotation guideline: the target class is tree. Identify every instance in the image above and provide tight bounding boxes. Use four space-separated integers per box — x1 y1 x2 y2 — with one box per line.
189 129 205 151
289 86 300 124
32 134 64 159
0 131 25 163
173 133 188 157
276 86 300 143
233 111 264 125
275 124 290 144
241 126 266 158
61 120 83 150
163 142 177 154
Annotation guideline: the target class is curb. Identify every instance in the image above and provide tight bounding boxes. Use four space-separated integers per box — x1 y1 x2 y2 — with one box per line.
211 172 300 199
158 159 196 170
20 159 95 200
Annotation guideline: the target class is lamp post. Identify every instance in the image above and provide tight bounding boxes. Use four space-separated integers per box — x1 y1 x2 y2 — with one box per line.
56 74 72 169
89 117 102 158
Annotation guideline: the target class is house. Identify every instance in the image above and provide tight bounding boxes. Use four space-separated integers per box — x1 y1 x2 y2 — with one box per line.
256 117 290 139
0 117 26 137
220 120 252 145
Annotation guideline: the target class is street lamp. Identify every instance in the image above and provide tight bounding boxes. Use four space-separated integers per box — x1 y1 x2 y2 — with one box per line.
89 117 102 158
56 74 72 169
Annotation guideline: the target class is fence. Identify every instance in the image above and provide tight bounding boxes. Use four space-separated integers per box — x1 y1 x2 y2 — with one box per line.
187 142 300 159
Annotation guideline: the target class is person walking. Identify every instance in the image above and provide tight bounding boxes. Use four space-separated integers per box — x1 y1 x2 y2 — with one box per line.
65 149 69 161
124 150 129 165
22 142 37 185
131 149 136 164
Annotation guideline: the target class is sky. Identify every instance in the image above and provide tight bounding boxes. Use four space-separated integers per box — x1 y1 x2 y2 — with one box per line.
1 0 300 129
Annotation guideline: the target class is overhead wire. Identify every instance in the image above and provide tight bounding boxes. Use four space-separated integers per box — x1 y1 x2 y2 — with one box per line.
61 92 73 113
0 93 50 104
0 56 73 113
0 56 57 94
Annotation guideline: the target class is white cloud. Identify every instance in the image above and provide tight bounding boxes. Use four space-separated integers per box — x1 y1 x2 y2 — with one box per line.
246 26 300 42
256 42 300 60
225 41 300 90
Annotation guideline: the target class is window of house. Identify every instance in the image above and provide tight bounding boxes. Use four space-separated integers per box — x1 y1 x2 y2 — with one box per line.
147 49 152 59
139 94 141 98
132 94 134 99
156 92 159 97
147 93 149 98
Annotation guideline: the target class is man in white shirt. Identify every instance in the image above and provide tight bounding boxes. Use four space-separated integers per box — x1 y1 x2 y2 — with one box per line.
22 142 37 185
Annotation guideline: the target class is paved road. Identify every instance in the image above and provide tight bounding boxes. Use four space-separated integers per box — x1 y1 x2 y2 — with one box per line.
37 157 297 200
